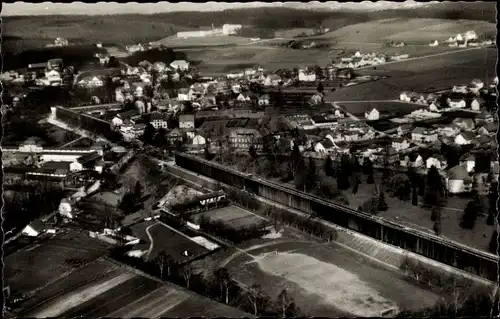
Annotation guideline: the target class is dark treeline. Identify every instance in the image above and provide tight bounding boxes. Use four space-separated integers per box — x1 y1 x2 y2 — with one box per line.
4 45 107 70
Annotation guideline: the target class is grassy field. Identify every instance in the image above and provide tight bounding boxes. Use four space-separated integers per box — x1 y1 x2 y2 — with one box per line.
18 257 251 318
153 35 254 48
307 18 495 45
326 47 496 101
194 205 267 230
223 240 442 316
4 229 111 298
338 101 424 117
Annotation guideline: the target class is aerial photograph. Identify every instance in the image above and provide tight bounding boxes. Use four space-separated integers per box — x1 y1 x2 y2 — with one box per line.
1 1 498 318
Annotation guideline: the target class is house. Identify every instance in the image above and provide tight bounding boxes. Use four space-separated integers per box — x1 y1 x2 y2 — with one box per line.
454 131 476 145
452 118 475 131
311 115 337 128
364 108 380 121
170 60 189 71
336 68 353 79
397 124 412 137
228 128 263 150
58 198 73 219
426 155 446 170
459 154 476 173
192 134 206 146
411 127 438 143
400 92 411 102
167 128 184 142
314 138 335 154
178 88 192 101
47 58 64 71
447 165 472 194
298 70 316 82
470 98 482 111
392 137 410 151
428 102 441 112
258 94 270 106
447 96 466 108
409 153 424 167
179 114 195 129
150 112 169 129
237 92 252 103
263 74 281 87
310 93 323 105
22 219 47 237
429 40 439 47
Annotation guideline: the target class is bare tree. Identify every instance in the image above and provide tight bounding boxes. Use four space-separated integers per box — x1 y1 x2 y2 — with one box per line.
155 251 174 279
440 276 474 316
247 284 263 316
277 288 295 318
215 267 232 304
183 265 193 289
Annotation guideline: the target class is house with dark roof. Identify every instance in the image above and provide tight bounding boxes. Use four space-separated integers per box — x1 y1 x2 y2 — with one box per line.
22 219 47 237
454 131 476 145
411 127 438 143
447 165 472 194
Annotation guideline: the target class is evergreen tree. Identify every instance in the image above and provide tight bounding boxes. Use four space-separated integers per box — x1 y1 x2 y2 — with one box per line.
378 190 388 212
352 179 359 195
134 181 142 199
431 206 440 222
489 230 498 254
424 166 444 207
204 146 213 160
306 157 318 191
460 199 480 229
317 82 324 94
324 156 334 177
249 144 257 158
294 158 307 191
433 220 441 236
370 185 380 214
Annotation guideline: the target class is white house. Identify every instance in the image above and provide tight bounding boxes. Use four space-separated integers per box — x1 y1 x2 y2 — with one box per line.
454 131 476 145
429 40 439 47
264 74 281 87
298 71 316 82
179 114 195 129
426 155 446 170
22 219 46 237
192 134 206 146
86 76 104 88
314 139 335 154
411 127 438 143
470 98 481 111
178 89 192 101
400 92 411 102
470 79 484 89
170 60 189 71
447 165 471 194
58 198 74 219
364 108 380 121
460 154 476 173
447 97 466 108
69 160 84 172
258 94 270 106
392 137 410 151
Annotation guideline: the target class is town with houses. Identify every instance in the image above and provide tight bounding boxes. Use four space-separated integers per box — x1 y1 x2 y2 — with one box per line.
2 2 499 318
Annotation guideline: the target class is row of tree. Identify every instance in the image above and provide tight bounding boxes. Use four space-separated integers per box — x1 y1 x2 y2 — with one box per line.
110 247 301 317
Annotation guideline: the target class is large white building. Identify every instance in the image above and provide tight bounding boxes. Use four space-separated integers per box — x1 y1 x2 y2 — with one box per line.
222 24 242 35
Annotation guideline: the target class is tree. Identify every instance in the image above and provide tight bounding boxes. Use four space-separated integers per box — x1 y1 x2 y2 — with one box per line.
489 230 498 254
352 179 359 195
204 146 213 160
424 166 444 207
324 156 334 177
276 288 296 318
306 157 318 191
107 56 120 68
317 82 324 94
460 199 481 229
412 186 418 206
134 181 142 199
487 181 498 225
389 174 411 200
294 158 307 191
378 189 388 212
141 123 156 144
370 185 380 214
365 159 375 184
247 284 263 316
433 219 441 236
431 206 441 222
249 144 257 158
182 265 193 289
155 251 173 279
214 267 232 304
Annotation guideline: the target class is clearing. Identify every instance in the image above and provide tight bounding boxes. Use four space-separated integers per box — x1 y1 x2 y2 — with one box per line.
153 35 254 48
224 240 442 316
337 101 424 117
192 205 268 230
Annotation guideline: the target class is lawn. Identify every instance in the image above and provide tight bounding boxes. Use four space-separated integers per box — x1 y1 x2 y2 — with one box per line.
4 228 111 298
194 205 267 230
338 101 424 117
153 35 254 48
225 240 442 316
326 47 496 101
344 171 496 253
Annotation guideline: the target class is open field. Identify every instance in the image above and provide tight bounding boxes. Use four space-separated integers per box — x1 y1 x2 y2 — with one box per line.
4 228 111 297
307 18 495 44
194 205 268 230
18 258 251 318
338 101 424 117
343 171 495 253
153 35 254 47
224 240 442 316
131 220 209 262
326 47 496 101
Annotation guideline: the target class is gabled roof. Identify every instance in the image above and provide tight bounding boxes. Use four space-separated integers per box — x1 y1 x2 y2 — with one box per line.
28 219 47 232
77 151 102 164
448 165 470 180
457 131 476 141
319 138 335 149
